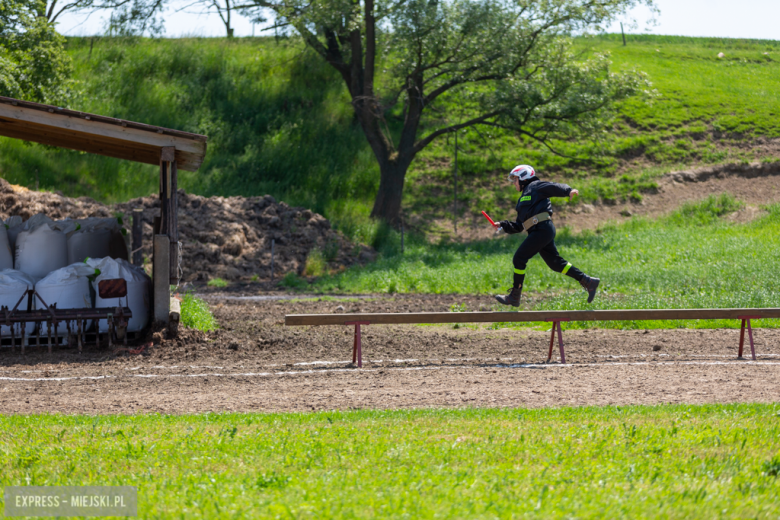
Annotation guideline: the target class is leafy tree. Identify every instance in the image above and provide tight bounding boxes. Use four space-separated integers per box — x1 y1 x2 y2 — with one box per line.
250 0 655 223
0 0 74 103
103 0 166 36
39 0 164 29
38 0 94 23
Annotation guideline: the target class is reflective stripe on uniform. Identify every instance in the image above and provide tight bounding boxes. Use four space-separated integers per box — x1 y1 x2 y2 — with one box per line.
514 268 525 275
562 263 572 275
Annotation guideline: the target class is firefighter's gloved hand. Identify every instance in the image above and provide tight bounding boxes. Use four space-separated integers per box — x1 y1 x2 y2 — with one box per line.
495 221 508 234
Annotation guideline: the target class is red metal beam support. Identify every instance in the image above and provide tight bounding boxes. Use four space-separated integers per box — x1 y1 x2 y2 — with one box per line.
737 315 760 360
546 319 570 364
345 321 370 368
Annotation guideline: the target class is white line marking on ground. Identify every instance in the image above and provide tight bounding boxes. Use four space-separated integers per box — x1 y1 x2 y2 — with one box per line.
1 360 779 382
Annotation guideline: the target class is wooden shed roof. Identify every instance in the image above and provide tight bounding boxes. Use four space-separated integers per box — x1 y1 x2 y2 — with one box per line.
0 96 207 172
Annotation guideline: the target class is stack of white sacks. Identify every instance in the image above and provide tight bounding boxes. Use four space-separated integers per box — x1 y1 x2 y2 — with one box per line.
0 213 151 338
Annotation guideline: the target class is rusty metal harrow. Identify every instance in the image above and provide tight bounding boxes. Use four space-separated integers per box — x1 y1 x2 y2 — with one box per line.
1 279 133 355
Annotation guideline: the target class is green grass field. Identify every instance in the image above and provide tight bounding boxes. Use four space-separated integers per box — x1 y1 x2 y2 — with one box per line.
3 34 780 239
1 404 778 518
305 197 780 330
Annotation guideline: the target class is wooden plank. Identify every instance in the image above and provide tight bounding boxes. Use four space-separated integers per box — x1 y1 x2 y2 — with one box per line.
0 105 206 171
285 308 780 326
0 106 205 154
0 117 205 171
0 96 207 141
169 159 179 284
132 208 143 266
153 235 170 323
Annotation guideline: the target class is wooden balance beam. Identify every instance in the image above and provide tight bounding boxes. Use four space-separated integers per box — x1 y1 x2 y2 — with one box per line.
285 308 780 367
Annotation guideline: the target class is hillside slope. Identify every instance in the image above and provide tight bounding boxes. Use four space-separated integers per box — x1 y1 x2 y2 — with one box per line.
2 34 780 238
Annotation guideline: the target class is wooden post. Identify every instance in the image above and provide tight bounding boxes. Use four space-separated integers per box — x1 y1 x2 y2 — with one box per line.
153 234 170 323
160 146 179 285
132 208 143 266
453 132 458 233
621 22 627 46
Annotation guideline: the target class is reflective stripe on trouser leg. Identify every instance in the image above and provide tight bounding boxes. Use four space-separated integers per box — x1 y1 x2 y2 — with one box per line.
561 263 572 275
513 268 525 289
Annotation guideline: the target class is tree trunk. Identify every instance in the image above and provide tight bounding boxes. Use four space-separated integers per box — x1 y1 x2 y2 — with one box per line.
370 156 410 224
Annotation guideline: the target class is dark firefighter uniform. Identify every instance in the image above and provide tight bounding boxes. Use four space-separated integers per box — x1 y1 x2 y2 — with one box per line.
497 178 598 305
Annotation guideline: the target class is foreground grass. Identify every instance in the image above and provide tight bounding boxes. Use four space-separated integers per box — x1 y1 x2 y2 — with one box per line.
0 405 778 518
310 198 780 330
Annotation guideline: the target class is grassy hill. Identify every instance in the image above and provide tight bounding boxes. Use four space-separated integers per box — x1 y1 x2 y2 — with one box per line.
2 34 780 241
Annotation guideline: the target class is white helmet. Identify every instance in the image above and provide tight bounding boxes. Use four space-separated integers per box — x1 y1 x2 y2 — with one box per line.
508 164 536 183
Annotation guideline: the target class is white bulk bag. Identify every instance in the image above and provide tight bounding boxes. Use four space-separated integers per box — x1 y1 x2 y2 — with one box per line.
4 216 23 250
5 216 23 228
0 269 35 337
14 223 68 281
34 264 96 330
19 214 55 233
74 218 129 261
86 257 151 332
53 218 80 237
0 224 12 270
68 228 112 264
5 216 23 250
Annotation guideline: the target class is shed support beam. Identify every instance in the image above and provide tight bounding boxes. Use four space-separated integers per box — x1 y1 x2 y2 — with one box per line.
153 235 170 323
159 146 180 285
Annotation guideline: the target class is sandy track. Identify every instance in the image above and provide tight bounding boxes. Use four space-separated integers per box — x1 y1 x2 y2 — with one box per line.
1 294 778 414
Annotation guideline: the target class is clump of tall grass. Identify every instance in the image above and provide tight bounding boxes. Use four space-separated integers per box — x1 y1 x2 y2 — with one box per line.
206 278 228 288
180 292 218 332
667 193 745 226
303 248 327 277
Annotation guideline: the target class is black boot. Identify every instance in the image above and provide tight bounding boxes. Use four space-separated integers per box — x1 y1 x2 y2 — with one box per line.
580 275 600 303
495 286 522 307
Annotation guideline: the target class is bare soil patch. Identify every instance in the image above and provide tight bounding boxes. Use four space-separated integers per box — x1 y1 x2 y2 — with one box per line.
0 179 375 283
1 294 778 414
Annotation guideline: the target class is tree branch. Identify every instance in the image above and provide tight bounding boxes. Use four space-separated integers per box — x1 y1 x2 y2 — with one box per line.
413 111 501 155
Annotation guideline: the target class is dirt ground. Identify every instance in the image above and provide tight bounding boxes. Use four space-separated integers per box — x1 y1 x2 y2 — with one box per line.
1 293 778 414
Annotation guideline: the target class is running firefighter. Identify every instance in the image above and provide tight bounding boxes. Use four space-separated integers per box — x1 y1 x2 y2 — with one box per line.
494 164 600 307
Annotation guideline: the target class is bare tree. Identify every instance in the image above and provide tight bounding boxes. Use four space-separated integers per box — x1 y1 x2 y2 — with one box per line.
247 0 655 223
176 0 265 37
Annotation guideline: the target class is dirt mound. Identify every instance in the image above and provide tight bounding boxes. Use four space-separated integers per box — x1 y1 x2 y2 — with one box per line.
0 178 375 282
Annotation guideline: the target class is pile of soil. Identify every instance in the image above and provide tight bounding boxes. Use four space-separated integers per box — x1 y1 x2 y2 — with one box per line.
0 179 375 282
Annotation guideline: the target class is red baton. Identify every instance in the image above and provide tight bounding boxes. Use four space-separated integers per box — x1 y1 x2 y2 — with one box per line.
481 210 498 228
